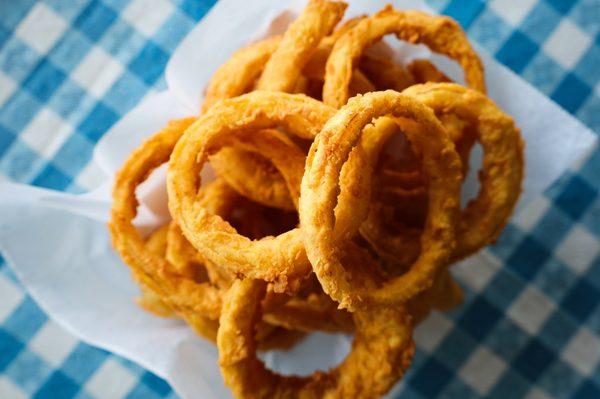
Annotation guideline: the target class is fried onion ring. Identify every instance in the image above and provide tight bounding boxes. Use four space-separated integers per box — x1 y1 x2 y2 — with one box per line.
206 9 376 212
111 121 355 338
110 118 224 323
137 224 176 317
202 36 281 113
168 91 378 291
168 122 315 289
401 83 525 261
323 6 485 107
300 90 462 310
257 0 347 92
359 84 523 268
218 278 414 399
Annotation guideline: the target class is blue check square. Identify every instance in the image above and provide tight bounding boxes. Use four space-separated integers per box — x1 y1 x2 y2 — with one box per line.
551 72 593 114
76 101 119 142
0 329 24 372
561 278 600 322
0 36 41 82
442 0 485 29
74 0 118 42
5 349 52 395
553 175 597 220
31 163 73 190
23 60 67 102
507 236 552 280
513 338 556 381
519 1 562 45
60 344 108 385
128 41 170 85
33 371 80 399
412 357 454 397
497 30 539 73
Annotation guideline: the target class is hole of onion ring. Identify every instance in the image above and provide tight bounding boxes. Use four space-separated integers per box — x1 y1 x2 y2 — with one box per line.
377 128 420 171
133 161 217 238
368 37 467 88
330 122 423 233
460 142 482 209
271 129 312 153
133 163 171 237
226 197 299 240
258 332 352 377
144 224 211 284
374 127 427 230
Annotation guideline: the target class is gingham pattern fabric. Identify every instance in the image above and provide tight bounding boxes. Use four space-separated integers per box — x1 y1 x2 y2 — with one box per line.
0 0 598 397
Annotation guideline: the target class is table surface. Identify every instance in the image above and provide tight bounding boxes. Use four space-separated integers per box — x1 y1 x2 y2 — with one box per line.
0 0 598 398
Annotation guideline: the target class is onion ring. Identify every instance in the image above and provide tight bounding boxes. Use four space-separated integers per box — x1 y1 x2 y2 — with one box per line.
137 224 176 318
109 118 224 323
402 83 524 261
360 84 523 267
407 270 463 324
110 124 315 344
257 0 347 92
202 36 281 113
110 118 223 315
300 90 462 310
206 8 375 212
168 91 381 291
303 16 376 97
323 6 486 108
166 221 234 288
218 278 414 399
110 119 354 339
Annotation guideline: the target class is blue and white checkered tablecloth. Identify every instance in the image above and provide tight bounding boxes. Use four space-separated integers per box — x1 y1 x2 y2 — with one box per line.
0 0 598 398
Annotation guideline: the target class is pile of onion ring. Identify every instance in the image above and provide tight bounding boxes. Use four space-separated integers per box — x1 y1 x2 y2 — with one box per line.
109 1 524 397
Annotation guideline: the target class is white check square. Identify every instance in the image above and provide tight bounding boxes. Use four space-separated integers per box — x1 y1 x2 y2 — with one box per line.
15 3 68 54
74 161 107 191
0 377 27 399
562 327 600 376
0 274 24 323
71 46 124 98
452 250 501 293
29 321 78 367
543 19 592 69
514 196 550 231
507 285 555 335
0 70 17 108
525 387 552 399
555 226 599 275
84 358 138 399
414 312 454 352
490 0 537 25
19 108 72 159
459 346 507 395
122 0 174 38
